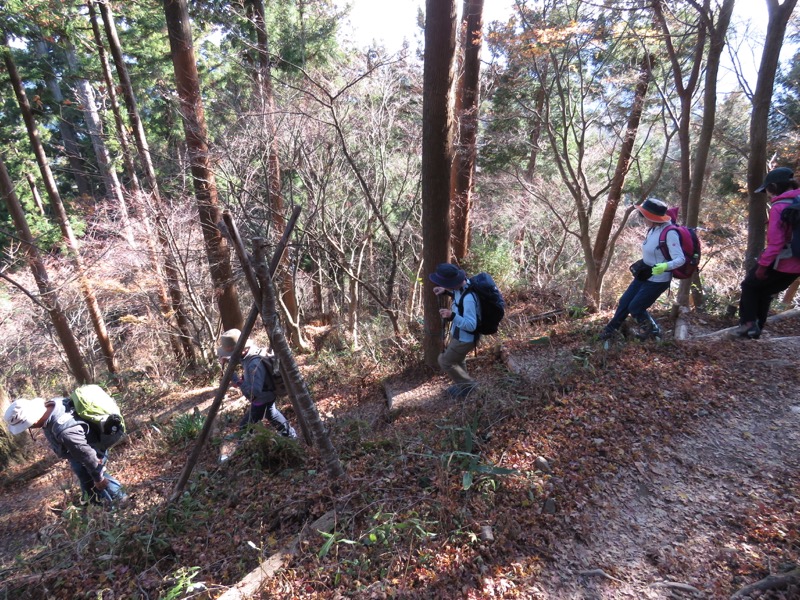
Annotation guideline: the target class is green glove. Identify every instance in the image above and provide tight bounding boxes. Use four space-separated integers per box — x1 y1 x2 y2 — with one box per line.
651 262 669 275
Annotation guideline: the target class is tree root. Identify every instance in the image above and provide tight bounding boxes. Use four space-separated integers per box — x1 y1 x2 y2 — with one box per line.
650 580 703 595
697 308 800 340
579 568 623 583
730 567 800 599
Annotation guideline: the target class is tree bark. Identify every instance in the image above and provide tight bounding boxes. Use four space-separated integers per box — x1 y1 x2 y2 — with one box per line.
653 0 706 220
585 53 654 307
86 0 141 198
3 38 118 375
0 157 91 384
450 0 483 261
677 0 734 308
253 238 344 478
25 173 45 216
422 0 457 368
163 0 243 331
745 0 799 268
33 39 94 200
64 43 136 248
247 0 308 351
98 0 196 363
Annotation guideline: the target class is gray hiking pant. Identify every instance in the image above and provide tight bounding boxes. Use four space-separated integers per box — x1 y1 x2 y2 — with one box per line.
438 338 476 386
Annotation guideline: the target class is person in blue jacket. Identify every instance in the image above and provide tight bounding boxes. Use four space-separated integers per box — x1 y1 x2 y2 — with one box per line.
430 263 479 398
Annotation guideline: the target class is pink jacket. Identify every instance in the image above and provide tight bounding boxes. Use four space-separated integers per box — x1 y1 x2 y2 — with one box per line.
758 189 800 274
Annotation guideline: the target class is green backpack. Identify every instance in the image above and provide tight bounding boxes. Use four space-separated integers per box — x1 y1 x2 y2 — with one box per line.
69 385 126 450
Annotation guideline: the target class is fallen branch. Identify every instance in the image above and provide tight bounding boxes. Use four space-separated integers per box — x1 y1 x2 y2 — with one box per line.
650 580 703 595
528 309 566 323
696 308 800 340
730 567 800 599
579 568 623 583
217 509 337 600
674 306 691 342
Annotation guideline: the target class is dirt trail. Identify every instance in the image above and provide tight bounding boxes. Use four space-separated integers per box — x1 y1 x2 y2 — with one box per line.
2 322 799 599
519 332 800 599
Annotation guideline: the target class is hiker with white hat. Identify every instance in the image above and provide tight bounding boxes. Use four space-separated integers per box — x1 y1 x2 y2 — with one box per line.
4 396 126 506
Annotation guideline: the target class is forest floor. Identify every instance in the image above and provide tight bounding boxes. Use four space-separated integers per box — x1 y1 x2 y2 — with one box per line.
1 300 799 599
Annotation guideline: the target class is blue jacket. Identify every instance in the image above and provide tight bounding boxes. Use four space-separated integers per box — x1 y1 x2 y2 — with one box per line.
451 281 480 343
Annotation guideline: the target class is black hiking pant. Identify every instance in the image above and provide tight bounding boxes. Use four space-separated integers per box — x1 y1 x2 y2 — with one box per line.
739 267 799 328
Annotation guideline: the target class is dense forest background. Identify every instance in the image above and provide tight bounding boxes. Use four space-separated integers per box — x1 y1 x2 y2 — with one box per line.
0 0 798 382
2 0 800 598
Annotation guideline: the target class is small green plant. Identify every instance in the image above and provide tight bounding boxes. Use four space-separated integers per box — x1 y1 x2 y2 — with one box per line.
160 566 202 600
240 423 305 472
318 530 357 558
165 411 205 446
437 421 517 490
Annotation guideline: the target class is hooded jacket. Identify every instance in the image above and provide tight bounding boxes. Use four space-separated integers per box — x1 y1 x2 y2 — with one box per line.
758 188 800 274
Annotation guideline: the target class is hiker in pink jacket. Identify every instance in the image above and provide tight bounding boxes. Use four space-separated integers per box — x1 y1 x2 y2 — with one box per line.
736 167 800 339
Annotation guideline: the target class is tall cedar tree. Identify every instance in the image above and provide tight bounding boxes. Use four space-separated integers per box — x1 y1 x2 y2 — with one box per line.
3 37 118 374
450 0 483 261
96 0 197 363
247 0 308 351
163 0 243 331
422 0 458 368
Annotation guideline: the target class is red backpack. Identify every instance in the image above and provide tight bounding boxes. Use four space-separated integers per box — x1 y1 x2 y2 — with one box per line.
658 207 701 280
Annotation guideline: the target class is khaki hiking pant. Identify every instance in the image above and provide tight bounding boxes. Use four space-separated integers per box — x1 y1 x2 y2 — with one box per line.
438 338 476 386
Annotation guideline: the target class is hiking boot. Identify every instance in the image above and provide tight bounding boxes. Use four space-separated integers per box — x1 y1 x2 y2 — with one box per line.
446 383 477 399
597 328 617 341
634 317 661 341
734 322 761 339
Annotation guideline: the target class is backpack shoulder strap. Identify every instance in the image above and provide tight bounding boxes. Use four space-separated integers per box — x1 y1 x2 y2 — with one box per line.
658 224 680 261
49 399 88 442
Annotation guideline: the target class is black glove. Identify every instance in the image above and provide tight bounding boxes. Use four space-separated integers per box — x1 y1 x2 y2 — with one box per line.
629 260 652 281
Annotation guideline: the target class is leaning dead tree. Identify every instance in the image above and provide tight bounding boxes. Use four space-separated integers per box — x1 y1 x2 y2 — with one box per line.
0 157 91 384
252 237 344 478
169 209 343 502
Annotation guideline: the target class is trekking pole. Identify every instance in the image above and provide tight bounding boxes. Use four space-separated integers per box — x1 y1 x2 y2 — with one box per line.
439 294 448 353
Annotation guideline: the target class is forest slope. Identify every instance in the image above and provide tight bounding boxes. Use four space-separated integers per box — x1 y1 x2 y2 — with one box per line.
1 308 799 599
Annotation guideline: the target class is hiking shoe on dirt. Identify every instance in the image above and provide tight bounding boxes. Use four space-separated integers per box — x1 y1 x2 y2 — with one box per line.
446 383 477 399
597 329 617 341
734 322 761 339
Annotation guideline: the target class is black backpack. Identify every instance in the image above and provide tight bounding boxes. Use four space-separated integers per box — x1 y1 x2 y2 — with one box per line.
456 272 506 336
259 353 288 397
779 197 800 258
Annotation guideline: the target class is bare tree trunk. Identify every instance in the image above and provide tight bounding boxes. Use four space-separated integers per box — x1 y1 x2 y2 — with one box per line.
0 158 91 384
584 53 654 308
64 43 136 248
163 0 243 331
99 0 196 363
677 0 735 308
653 0 706 220
247 0 308 351
86 0 141 198
745 0 798 268
422 0 457 368
450 0 483 262
25 173 45 216
253 238 344 478
3 38 118 375
33 39 93 200
524 59 548 182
